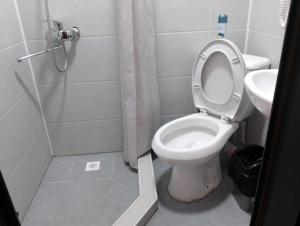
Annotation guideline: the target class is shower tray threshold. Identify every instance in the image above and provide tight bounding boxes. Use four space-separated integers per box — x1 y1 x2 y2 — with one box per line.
113 152 158 226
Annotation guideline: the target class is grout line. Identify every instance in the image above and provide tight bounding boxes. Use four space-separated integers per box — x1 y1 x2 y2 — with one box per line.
210 28 247 32
110 152 117 181
7 132 44 181
37 78 121 86
0 87 35 120
161 113 188 117
158 74 191 79
208 0 212 40
0 41 23 53
156 28 245 36
43 177 111 184
250 28 284 39
78 34 118 39
47 117 121 125
156 30 209 35
26 211 110 221
23 146 53 220
25 34 118 42
13 0 54 156
244 0 253 53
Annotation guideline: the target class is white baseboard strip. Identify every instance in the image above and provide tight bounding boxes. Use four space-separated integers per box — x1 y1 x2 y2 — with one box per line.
113 152 158 226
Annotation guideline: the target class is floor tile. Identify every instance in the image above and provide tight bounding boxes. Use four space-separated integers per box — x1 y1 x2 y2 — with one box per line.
22 213 109 226
26 179 111 219
149 157 251 226
43 153 114 183
112 152 137 179
209 195 251 226
23 152 139 226
107 173 139 225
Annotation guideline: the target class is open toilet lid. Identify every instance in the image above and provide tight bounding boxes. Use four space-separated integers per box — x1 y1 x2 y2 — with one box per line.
192 39 246 121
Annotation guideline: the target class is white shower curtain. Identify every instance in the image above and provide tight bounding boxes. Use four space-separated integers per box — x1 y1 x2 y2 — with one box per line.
117 0 160 168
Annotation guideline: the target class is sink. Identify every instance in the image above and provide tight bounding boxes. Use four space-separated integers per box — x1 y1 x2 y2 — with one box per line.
244 69 278 118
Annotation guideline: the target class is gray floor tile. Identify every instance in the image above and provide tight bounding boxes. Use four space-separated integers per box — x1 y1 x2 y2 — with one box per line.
149 157 251 226
22 213 109 226
26 179 111 219
209 195 251 226
112 152 137 179
107 172 139 225
23 152 140 226
23 152 250 226
147 204 213 226
43 153 114 183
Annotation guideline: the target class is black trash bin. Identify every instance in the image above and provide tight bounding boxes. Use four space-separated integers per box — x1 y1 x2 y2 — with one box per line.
229 145 264 212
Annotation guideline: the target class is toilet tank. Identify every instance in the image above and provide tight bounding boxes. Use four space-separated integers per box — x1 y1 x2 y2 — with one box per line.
242 54 271 72
236 54 271 121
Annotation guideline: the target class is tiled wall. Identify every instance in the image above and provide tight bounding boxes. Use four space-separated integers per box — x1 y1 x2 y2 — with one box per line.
0 0 52 221
0 0 286 220
13 0 284 155
154 0 250 124
16 0 123 155
246 0 286 146
15 0 251 156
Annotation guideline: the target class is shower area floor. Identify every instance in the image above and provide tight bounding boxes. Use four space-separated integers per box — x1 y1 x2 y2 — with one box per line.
22 152 251 226
22 152 139 226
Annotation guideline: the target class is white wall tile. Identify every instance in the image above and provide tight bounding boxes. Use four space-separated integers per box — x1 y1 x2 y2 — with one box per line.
156 32 209 76
250 0 285 36
0 0 22 48
39 81 122 122
48 119 123 155
209 29 246 51
0 43 34 116
7 133 51 221
28 37 119 84
17 0 117 40
248 110 270 137
160 114 187 126
154 0 210 33
247 124 266 147
0 90 44 181
211 0 250 30
247 30 284 68
226 29 247 52
16 0 47 41
159 76 196 115
49 0 117 37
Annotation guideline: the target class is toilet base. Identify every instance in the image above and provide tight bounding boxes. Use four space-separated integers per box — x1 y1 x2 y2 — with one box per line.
168 156 222 202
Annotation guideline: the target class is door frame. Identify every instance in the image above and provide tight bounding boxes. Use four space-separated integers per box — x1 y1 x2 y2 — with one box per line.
250 0 300 225
0 171 20 226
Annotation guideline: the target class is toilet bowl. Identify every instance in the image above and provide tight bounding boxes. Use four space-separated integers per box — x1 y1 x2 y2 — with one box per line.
152 39 270 202
153 114 239 201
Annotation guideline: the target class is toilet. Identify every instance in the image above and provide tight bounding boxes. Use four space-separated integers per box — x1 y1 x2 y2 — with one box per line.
152 39 270 202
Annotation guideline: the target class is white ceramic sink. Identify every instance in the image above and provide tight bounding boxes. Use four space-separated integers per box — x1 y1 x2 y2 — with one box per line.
244 69 278 118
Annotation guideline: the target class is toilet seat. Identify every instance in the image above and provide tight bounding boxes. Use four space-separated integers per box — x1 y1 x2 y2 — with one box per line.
152 114 238 165
192 39 246 121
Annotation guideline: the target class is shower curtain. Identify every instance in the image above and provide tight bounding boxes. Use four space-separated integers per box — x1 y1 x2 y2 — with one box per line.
117 0 160 168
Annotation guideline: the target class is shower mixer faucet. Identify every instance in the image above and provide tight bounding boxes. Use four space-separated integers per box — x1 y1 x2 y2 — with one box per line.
50 20 80 45
16 20 80 69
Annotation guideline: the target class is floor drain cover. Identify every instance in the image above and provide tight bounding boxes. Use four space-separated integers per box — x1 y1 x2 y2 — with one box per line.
85 161 101 171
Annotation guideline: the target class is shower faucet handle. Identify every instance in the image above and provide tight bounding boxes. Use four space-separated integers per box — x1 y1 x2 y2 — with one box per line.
49 20 80 43
58 27 80 41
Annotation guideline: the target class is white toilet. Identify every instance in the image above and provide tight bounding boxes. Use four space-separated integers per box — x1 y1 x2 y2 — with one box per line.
152 39 270 202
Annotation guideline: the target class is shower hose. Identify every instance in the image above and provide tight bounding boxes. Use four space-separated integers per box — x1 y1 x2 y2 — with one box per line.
45 0 68 72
